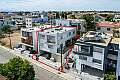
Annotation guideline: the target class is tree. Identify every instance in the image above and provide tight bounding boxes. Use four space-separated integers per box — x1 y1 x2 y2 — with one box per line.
56 12 60 19
105 14 114 22
82 14 95 31
104 74 116 80
1 25 13 49
104 68 116 80
0 57 35 80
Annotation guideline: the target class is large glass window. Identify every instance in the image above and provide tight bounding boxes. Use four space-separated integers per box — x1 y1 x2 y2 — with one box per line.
80 45 90 54
107 28 110 31
79 55 87 60
40 34 45 39
22 31 27 37
93 59 102 64
93 47 103 53
69 32 71 36
97 27 101 30
47 35 55 43
73 44 92 56
48 45 53 49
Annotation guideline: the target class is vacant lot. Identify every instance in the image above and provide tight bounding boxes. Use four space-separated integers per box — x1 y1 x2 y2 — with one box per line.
0 30 21 48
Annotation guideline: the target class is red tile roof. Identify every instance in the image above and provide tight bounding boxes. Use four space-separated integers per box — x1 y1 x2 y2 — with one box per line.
96 21 120 27
0 75 6 80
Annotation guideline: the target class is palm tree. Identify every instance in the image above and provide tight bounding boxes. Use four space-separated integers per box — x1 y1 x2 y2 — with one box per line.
1 25 13 49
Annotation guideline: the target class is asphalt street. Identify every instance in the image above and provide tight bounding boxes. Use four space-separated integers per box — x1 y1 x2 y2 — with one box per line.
0 46 65 80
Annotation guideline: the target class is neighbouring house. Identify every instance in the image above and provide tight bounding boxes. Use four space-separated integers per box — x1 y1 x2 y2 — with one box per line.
25 17 49 28
96 21 120 35
55 19 86 32
68 31 120 79
95 15 105 22
31 11 40 17
71 31 111 73
11 15 26 29
114 14 120 22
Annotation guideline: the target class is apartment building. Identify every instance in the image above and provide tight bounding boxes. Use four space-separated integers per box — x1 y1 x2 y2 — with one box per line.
71 31 111 73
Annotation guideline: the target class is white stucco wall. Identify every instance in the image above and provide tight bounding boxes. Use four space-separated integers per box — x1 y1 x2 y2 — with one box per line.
56 19 70 26
26 18 32 28
96 27 114 34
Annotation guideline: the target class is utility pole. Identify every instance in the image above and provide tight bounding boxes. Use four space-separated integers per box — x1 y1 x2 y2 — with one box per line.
50 12 52 28
60 44 64 72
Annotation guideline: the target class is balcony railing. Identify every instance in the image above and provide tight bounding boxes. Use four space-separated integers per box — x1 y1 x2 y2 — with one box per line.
21 37 33 45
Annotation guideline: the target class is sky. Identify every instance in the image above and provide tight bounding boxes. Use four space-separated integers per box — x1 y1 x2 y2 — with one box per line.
0 0 120 11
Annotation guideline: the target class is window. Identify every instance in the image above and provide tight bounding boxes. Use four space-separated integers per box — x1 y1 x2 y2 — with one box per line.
81 45 90 53
41 34 45 39
47 35 55 43
61 36 63 39
93 47 103 53
40 43 44 47
93 59 102 64
48 45 53 49
22 31 27 37
73 30 75 34
107 28 110 31
97 27 101 30
79 55 87 60
69 32 71 36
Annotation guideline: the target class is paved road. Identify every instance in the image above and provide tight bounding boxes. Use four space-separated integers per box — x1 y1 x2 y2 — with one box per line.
0 46 65 80
0 46 16 63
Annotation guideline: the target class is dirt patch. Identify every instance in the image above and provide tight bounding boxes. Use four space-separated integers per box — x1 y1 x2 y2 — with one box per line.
0 30 21 48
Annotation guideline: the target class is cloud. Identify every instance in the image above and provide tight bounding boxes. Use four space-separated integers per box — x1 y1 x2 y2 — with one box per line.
0 0 120 11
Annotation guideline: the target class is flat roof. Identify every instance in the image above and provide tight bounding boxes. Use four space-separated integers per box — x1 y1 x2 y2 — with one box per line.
40 27 75 34
76 31 112 46
76 38 111 47
21 26 76 33
96 21 120 28
110 38 120 44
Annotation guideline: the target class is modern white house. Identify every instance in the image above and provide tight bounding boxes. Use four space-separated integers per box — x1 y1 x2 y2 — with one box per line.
35 27 76 53
21 27 42 51
20 26 77 61
71 31 111 73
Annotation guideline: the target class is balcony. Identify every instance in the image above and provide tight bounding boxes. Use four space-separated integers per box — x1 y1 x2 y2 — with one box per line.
47 35 56 44
21 36 33 46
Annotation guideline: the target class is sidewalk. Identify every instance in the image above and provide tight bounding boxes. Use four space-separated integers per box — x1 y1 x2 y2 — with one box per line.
0 45 75 80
